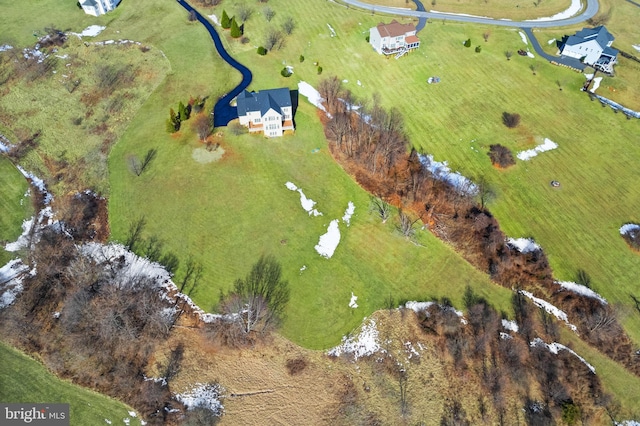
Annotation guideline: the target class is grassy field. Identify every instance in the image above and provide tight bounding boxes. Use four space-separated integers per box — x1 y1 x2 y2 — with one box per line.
361 0 575 20
0 340 142 426
0 156 32 265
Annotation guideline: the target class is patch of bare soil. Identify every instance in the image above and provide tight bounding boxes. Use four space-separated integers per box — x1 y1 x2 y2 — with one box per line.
192 146 225 164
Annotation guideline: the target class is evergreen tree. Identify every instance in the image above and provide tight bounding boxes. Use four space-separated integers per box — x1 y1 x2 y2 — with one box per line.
221 10 231 29
230 17 242 38
178 101 188 122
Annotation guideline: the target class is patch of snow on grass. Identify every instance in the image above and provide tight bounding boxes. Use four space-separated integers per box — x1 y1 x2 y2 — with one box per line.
404 341 420 359
519 31 528 45
123 418 130 425
557 281 607 304
298 81 326 112
175 383 224 415
620 223 640 235
72 25 106 38
128 411 137 418
633 45 640 53
520 290 577 332
502 319 519 332
16 165 53 204
5 207 54 252
526 0 582 21
404 301 435 312
315 220 340 258
327 23 337 37
527 51 535 58
616 421 640 426
285 182 322 216
349 292 358 308
0 45 13 52
547 38 556 45
419 154 477 195
507 237 541 253
500 332 513 339
584 73 594 79
208 14 219 25
517 138 558 161
590 77 602 93
105 420 112 425
531 338 595 373
327 318 381 360
342 202 355 226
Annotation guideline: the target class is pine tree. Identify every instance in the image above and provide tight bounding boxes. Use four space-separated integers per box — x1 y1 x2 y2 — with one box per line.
230 17 242 38
221 10 231 29
178 101 188 122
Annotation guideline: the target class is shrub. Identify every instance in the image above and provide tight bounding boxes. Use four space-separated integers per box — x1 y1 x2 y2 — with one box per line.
621 224 640 251
464 38 471 47
317 66 323 75
281 67 292 77
502 112 521 128
256 46 267 55
365 35 370 42
475 45 482 53
285 357 308 375
487 144 516 168
299 55 304 63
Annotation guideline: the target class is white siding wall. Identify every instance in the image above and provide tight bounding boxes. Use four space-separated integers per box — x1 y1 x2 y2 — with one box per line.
369 28 383 54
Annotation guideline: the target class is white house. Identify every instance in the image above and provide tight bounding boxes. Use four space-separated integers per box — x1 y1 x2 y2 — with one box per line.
369 20 420 57
80 0 121 17
236 88 294 138
560 26 618 73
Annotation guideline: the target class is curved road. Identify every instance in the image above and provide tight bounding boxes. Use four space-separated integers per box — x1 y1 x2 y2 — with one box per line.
176 0 252 127
343 0 599 28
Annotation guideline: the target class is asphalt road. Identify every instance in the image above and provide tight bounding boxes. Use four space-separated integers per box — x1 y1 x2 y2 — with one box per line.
342 0 599 28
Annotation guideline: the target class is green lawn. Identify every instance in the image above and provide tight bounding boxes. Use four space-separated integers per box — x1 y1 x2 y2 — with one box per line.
0 156 32 265
0 340 142 426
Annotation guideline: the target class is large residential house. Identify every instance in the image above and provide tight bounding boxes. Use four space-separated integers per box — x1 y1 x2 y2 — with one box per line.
369 20 420 57
79 0 121 16
236 88 295 138
560 26 618 73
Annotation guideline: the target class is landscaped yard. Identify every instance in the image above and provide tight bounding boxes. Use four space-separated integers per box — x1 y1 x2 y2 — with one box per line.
0 340 142 425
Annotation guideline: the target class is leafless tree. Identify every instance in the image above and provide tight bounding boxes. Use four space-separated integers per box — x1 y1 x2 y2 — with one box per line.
282 17 295 35
264 29 284 51
483 31 491 42
505 50 513 60
318 76 342 112
476 176 495 209
369 196 392 223
397 210 420 238
188 10 197 21
263 6 275 21
236 4 253 22
529 63 538 75
192 113 212 141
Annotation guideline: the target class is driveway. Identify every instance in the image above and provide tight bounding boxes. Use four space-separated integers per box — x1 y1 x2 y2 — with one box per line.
522 28 586 71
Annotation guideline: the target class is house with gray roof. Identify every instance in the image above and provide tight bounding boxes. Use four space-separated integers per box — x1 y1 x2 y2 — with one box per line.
369 20 420 58
79 0 121 16
560 26 618 73
236 88 294 138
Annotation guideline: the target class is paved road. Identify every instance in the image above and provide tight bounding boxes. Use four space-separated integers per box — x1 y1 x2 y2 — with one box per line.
411 0 427 33
342 0 599 28
176 0 252 127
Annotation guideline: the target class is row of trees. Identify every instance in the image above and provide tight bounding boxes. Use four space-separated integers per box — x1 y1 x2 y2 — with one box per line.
317 76 640 378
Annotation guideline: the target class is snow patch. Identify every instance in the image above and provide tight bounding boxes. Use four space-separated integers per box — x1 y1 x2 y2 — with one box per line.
315 220 341 258
5 207 54 252
500 332 513 339
285 182 322 216
327 23 336 37
349 292 358 308
547 38 556 45
342 202 355 226
507 237 541 253
517 138 558 161
590 76 602 93
404 341 420 359
557 281 607 304
633 45 640 53
419 154 477 195
404 301 436 312
0 45 13 52
105 420 112 425
530 338 595 373
519 290 578 332
620 223 640 235
616 421 640 426
175 383 224 415
208 14 219 25
526 0 582 21
72 25 106 38
527 51 535 58
519 31 528 45
16 165 53 204
298 81 326 112
327 318 381 360
502 319 519 332
0 259 28 309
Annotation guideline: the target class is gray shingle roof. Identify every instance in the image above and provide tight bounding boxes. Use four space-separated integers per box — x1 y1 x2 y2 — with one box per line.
565 26 614 50
237 88 292 116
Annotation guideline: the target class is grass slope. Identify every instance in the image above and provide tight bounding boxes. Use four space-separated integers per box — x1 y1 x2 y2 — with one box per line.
0 157 32 265
0 340 142 426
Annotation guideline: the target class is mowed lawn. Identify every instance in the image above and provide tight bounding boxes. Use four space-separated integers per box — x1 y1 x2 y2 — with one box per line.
0 341 143 426
0 157 32 265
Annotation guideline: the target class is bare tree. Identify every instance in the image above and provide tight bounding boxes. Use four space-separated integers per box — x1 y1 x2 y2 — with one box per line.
220 255 290 334
505 50 513 60
188 10 197 22
264 29 284 51
263 6 275 22
192 113 212 142
483 31 490 42
282 17 295 35
317 76 342 112
236 4 253 22
397 210 420 238
529 63 538 75
476 176 495 209
369 196 392 223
